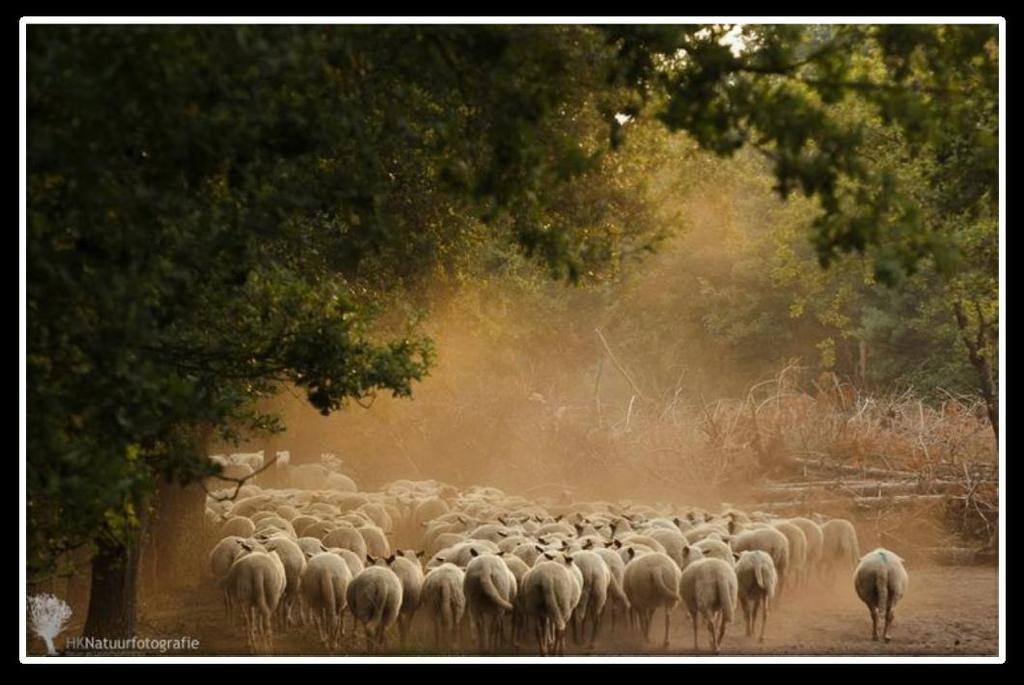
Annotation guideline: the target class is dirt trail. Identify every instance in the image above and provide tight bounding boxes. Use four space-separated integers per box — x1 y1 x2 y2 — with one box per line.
63 563 993 657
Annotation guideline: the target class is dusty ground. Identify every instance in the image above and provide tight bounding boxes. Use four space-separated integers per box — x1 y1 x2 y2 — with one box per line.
32 563 998 657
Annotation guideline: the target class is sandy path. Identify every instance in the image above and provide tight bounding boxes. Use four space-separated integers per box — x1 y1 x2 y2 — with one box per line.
87 563 994 657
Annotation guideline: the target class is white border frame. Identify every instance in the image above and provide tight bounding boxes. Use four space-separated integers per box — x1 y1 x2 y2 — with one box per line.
19 15 1006 664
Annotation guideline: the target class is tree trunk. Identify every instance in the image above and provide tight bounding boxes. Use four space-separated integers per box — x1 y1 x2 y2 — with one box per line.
82 535 140 639
143 478 209 592
953 301 998 443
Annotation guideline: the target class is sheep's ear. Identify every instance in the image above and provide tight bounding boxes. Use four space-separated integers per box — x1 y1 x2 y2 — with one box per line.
627 548 636 560
604 542 614 548
583 540 593 549
544 553 554 560
366 555 375 564
673 517 681 525
535 545 545 553
386 554 396 564
416 550 426 559
564 555 573 565
613 540 622 549
395 549 404 557
733 552 741 562
470 548 479 558
498 531 508 537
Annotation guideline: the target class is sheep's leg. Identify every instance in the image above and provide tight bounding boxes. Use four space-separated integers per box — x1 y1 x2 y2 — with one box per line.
716 610 727 648
759 597 768 643
741 599 751 636
869 607 879 641
692 613 699 652
884 607 895 643
536 619 546 656
663 606 671 648
706 614 719 654
589 609 602 649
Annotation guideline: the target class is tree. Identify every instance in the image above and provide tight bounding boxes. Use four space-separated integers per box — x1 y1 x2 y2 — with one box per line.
26 25 653 637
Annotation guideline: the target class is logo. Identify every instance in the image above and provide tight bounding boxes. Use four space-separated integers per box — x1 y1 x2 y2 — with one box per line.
27 594 73 655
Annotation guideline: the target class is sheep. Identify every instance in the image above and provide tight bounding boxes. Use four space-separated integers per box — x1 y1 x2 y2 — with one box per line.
734 550 777 642
620 534 667 555
384 553 424 644
296 536 330 559
210 536 263 619
262 536 307 628
519 557 580 655
772 520 808 590
346 565 404 653
594 547 630 634
568 550 611 649
821 518 861 584
679 557 738 654
645 528 688 568
358 525 392 558
464 550 517 652
420 563 467 651
693 537 735 564
789 517 824 585
429 532 469 557
729 527 790 595
221 516 256 539
330 547 365 577
225 549 287 652
300 552 352 649
323 526 368 559
854 548 909 642
622 551 682 647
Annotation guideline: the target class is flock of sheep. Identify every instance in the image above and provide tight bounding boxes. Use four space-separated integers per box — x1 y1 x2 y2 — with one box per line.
205 452 910 655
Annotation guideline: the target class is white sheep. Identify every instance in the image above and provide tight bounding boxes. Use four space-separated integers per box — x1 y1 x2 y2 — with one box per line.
221 516 256 539
300 552 352 649
789 516 824 585
296 536 330 559
693 537 735 564
854 548 909 642
262 536 307 628
729 527 790 595
464 551 517 652
323 526 368 559
358 525 391 559
383 553 424 644
734 550 777 642
519 557 580 655
328 547 365 578
568 550 611 649
420 563 467 651
772 520 808 590
679 556 738 654
821 518 861 584
225 549 287 653
346 565 404 654
594 547 630 635
623 551 682 647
